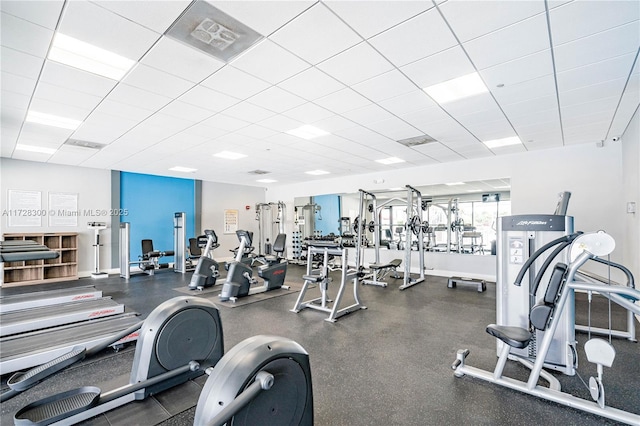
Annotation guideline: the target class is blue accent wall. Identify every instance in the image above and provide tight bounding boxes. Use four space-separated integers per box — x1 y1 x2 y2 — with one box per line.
120 172 195 262
314 194 341 236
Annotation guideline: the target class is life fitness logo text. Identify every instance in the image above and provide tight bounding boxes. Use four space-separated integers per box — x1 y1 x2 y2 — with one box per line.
72 295 96 300
273 270 285 275
515 220 548 226
88 309 117 317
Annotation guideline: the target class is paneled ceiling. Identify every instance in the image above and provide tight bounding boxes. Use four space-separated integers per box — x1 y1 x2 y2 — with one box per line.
1 0 638 187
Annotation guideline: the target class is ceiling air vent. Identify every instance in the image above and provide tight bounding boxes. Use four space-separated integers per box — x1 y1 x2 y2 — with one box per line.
397 135 437 147
64 139 105 150
248 170 271 175
166 0 263 62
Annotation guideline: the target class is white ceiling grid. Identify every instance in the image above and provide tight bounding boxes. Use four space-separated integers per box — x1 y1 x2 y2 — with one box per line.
0 0 638 187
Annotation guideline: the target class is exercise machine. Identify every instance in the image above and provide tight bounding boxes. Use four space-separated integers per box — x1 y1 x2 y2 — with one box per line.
219 230 288 302
291 240 366 322
188 230 221 290
13 296 224 424
119 222 175 278
87 222 108 279
452 231 640 425
400 185 427 290
255 201 286 260
173 212 187 274
194 335 313 426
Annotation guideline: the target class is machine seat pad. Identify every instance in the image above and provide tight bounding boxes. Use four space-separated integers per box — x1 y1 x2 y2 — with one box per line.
486 324 532 349
369 259 402 270
303 275 323 283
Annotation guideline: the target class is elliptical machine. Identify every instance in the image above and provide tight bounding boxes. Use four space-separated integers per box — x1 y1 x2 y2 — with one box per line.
219 230 288 302
188 230 221 290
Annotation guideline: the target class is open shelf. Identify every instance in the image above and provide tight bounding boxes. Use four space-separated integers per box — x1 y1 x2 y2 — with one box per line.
2 233 79 287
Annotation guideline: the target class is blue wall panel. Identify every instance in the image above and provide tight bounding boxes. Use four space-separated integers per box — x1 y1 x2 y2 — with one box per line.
120 172 195 261
313 194 341 236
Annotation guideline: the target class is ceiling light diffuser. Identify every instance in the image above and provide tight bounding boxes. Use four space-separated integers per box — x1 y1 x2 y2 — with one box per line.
424 72 488 104
15 144 57 154
286 125 330 140
169 166 198 173
376 157 405 165
213 151 247 160
26 111 82 130
48 33 136 80
483 136 522 149
305 170 330 176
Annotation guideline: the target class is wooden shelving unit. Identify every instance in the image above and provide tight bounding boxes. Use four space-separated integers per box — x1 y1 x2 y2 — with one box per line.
2 233 78 287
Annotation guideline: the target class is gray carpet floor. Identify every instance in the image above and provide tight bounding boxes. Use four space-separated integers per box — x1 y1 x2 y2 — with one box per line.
1 264 638 425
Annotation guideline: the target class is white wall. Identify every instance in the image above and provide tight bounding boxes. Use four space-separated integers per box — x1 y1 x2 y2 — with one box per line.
200 181 266 259
0 158 113 278
621 108 639 279
268 143 626 279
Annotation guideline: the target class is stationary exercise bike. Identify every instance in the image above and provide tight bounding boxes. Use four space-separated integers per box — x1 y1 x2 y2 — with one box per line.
188 229 221 290
219 230 288 302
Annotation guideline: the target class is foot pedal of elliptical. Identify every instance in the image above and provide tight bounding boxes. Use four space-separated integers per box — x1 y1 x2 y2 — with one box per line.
14 386 101 426
8 346 86 392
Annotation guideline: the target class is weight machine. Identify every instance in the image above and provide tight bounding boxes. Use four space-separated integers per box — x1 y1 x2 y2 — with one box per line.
400 185 427 290
255 201 286 258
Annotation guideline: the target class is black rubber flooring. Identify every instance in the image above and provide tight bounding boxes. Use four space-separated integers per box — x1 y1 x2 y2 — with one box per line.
1 265 638 425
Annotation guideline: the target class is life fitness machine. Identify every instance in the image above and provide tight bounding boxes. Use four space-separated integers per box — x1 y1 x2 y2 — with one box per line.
11 298 314 426
87 222 108 279
188 229 221 290
219 230 288 302
452 231 640 425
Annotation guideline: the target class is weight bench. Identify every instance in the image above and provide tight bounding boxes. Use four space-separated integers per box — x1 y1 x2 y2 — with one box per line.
138 239 174 275
447 276 486 293
362 259 402 288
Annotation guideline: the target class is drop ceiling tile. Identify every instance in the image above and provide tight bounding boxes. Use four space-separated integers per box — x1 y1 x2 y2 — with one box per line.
178 85 240 112
352 69 417 103
549 0 640 45
312 115 357 133
1 105 27 129
609 75 639 137
316 42 395 86
365 116 420 141
439 93 500 119
33 82 103 112
90 99 152 123
509 108 559 128
556 53 637 92
258 115 303 133
560 96 619 121
1 46 45 80
342 103 394 126
39 61 117 97
553 22 640 72
140 36 225 83
324 0 433 39
235 124 279 140
518 128 563 146
231 39 310 84
247 86 306 113
160 100 216 123
490 74 557 106
379 90 439 116
92 0 191 34
501 95 559 119
314 88 371 114
71 120 133 145
123 64 194 98
401 107 457 134
401 46 476 89
19 122 74 144
369 8 457 67
1 71 36 96
1 0 63 29
270 3 362 65
487 144 527 155
463 14 550 70
277 67 344 101
58 1 160 60
1 90 30 111
559 77 627 108
332 126 394 147
282 103 333 123
438 0 544 42
107 83 172 112
201 66 270 99
201 113 250 132
1 12 53 58
222 101 277 122
184 123 229 139
463 119 516 142
28 97 91 120
211 1 315 36
12 150 53 162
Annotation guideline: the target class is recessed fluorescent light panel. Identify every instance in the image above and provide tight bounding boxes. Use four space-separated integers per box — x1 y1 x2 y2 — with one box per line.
483 136 522 149
213 151 247 160
424 72 488 104
166 1 263 62
26 111 82 130
257 179 277 183
48 33 136 80
169 166 198 173
286 125 330 140
305 170 330 176
376 157 405 165
15 144 57 154
445 182 465 186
